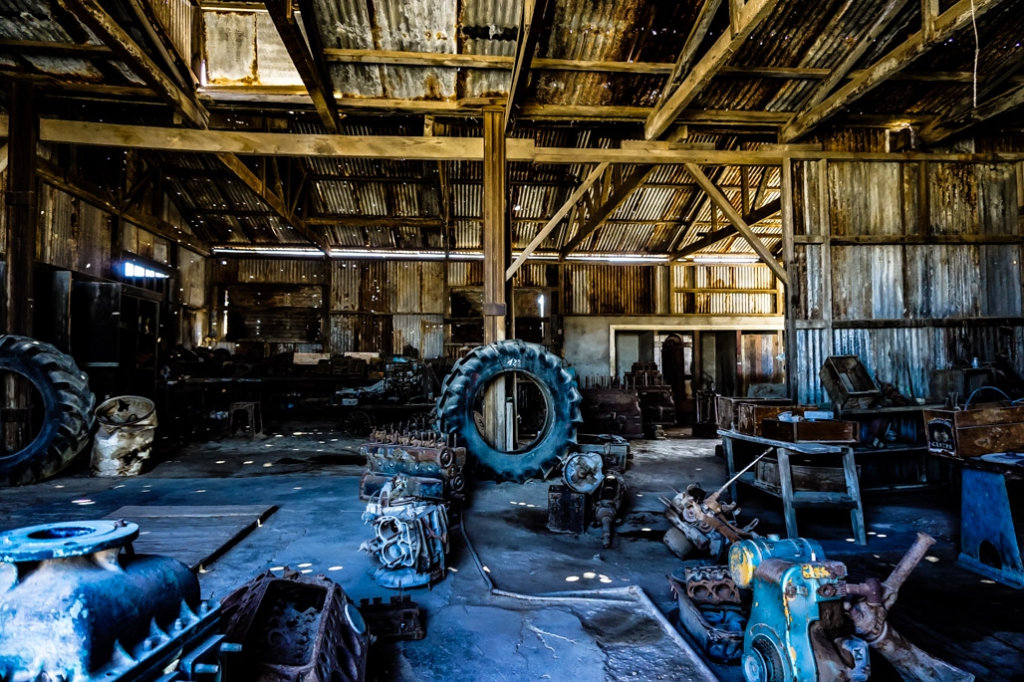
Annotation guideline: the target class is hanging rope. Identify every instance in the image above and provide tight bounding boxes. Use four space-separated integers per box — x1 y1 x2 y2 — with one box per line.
970 0 980 108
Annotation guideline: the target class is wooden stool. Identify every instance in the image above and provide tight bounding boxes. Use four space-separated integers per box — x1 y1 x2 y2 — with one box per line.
229 401 264 439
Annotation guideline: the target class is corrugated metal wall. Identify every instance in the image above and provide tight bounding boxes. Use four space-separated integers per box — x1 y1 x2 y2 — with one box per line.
793 159 1024 403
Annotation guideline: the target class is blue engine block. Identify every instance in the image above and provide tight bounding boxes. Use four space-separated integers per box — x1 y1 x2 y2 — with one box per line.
729 536 870 682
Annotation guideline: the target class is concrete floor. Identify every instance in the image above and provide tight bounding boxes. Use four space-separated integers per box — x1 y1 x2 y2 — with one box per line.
3 422 1022 680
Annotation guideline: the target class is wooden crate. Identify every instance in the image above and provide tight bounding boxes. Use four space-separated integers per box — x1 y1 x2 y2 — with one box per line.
923 404 1024 459
756 459 859 494
716 397 792 432
736 404 814 436
819 356 881 410
761 418 860 444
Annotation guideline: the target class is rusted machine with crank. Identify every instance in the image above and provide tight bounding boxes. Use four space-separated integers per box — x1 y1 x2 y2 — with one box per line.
662 448 766 561
729 532 973 682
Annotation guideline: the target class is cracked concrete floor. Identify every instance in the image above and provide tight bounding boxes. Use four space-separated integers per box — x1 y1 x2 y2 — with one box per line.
3 423 1022 680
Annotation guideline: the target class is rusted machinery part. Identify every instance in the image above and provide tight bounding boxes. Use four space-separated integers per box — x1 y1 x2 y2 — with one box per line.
436 340 581 483
0 520 215 681
0 335 96 486
221 569 368 682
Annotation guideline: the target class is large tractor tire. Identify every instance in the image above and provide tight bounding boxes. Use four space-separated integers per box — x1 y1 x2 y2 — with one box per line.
437 340 581 482
0 335 96 486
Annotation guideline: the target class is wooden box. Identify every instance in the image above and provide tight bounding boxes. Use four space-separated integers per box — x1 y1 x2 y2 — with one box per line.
923 404 1024 459
756 458 859 493
760 418 860 444
819 356 881 410
736 404 815 436
716 397 792 432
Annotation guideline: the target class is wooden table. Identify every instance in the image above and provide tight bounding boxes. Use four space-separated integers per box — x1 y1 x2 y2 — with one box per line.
719 429 867 545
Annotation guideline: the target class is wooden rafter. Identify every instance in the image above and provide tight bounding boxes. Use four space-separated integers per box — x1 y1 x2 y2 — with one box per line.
918 46 1024 145
55 0 207 128
654 0 723 110
684 163 788 285
505 0 550 134
799 0 911 112
920 84 1024 145
672 198 781 258
287 48 1024 86
36 160 210 255
264 0 340 133
507 162 609 279
644 0 782 140
0 38 111 57
215 153 330 253
560 165 656 255
781 0 1009 142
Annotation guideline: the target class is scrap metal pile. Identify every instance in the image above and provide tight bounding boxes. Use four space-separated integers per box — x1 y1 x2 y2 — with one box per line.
358 425 465 589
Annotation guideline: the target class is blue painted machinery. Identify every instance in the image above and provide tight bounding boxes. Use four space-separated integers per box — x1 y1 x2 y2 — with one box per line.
729 534 974 682
729 536 869 682
959 456 1024 588
0 520 224 682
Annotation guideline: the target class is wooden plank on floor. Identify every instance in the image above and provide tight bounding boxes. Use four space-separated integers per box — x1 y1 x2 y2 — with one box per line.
103 504 276 571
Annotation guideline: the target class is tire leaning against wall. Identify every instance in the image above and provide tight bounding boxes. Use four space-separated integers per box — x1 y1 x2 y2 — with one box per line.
0 335 96 486
436 340 581 482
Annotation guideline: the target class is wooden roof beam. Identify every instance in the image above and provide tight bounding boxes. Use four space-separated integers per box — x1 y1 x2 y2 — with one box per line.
798 0 911 112
264 0 340 133
919 83 1024 145
655 0 723 111
683 162 788 286
55 0 208 128
645 0 782 140
505 0 551 135
214 153 330 253
507 162 609 279
781 0 1009 142
0 38 112 58
36 160 210 256
672 197 781 258
559 165 657 255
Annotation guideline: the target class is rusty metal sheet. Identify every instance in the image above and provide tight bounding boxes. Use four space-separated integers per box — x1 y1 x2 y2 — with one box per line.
831 245 905 321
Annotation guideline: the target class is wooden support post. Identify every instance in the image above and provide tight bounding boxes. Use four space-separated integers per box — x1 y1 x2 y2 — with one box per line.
781 157 798 401
483 106 508 449
3 82 39 453
3 83 38 336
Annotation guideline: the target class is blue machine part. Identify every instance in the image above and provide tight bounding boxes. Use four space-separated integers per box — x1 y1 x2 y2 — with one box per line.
0 520 220 682
959 465 1024 588
729 536 870 682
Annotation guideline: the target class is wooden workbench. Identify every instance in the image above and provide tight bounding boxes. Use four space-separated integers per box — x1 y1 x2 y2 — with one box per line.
719 429 867 545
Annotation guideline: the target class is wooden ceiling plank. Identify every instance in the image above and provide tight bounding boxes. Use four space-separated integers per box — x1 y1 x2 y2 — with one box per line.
781 0 1010 142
